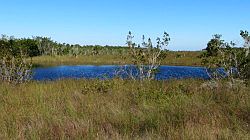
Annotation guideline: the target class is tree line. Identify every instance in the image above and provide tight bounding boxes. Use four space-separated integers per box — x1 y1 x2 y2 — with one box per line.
0 35 129 57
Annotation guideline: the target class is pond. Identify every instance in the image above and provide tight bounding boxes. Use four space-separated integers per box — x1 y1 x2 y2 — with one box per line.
32 65 211 81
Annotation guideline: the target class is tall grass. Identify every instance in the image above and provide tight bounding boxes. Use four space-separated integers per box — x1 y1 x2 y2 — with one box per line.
0 79 249 139
31 51 202 67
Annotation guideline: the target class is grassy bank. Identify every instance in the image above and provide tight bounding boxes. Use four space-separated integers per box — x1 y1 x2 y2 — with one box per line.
0 79 249 139
31 51 202 67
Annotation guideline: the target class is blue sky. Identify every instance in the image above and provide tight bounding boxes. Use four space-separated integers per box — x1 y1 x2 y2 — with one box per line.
0 0 249 50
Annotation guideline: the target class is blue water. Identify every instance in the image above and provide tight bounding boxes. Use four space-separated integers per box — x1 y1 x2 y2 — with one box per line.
32 65 211 81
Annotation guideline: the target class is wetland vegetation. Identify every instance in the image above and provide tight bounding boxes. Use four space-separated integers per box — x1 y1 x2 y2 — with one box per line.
0 26 249 139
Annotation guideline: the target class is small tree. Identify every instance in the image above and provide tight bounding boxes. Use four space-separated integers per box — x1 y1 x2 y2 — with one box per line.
239 30 250 80
201 31 250 83
201 34 224 79
125 31 170 80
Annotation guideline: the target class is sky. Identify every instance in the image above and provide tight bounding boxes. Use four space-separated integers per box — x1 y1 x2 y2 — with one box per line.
0 0 249 50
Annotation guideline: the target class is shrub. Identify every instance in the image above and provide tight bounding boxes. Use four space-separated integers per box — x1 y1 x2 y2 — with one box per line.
201 31 250 83
0 36 32 84
124 31 170 80
239 30 250 80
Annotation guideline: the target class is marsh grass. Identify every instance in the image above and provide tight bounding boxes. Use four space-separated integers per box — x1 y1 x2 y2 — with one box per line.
0 79 249 139
31 55 131 67
31 51 202 67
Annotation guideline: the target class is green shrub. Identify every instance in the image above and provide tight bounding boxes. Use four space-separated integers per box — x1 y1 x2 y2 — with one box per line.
0 36 32 84
201 31 250 82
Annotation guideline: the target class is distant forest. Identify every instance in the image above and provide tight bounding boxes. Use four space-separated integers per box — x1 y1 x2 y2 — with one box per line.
0 35 132 57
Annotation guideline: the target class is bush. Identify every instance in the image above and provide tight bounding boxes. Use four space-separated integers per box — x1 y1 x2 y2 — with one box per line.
124 31 170 80
201 31 250 83
239 30 250 80
0 36 32 84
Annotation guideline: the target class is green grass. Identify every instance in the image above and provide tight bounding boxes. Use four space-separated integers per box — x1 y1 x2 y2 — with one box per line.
31 51 202 67
0 79 249 139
